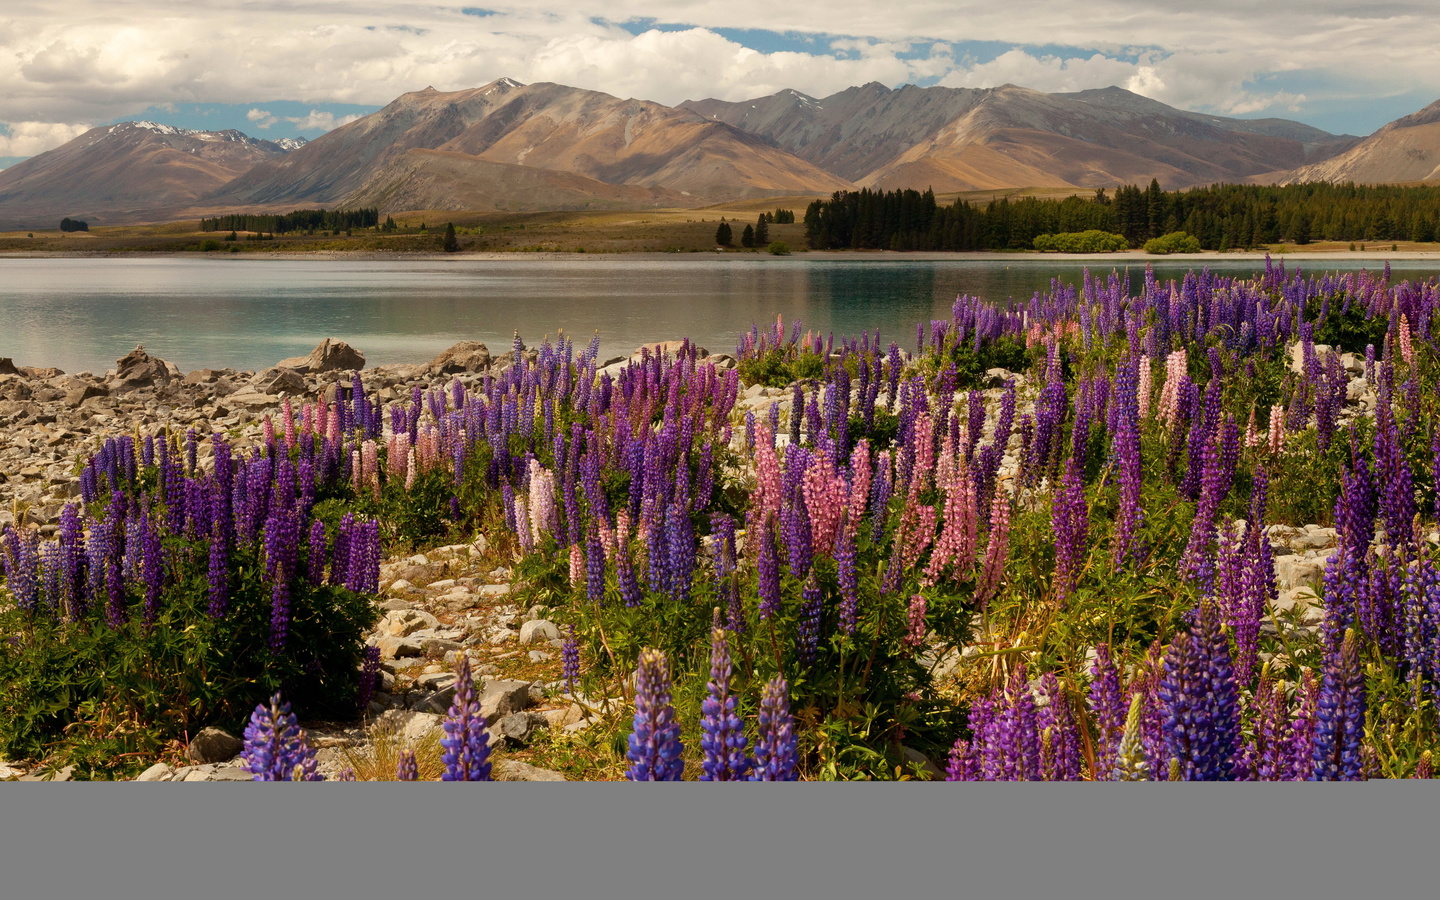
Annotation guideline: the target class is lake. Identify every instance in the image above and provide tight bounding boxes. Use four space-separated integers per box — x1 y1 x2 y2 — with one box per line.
2 255 1436 374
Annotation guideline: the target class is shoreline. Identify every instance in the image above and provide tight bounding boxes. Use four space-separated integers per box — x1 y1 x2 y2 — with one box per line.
6 248 1440 263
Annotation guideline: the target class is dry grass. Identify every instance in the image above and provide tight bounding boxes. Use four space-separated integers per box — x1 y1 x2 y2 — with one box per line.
340 718 447 781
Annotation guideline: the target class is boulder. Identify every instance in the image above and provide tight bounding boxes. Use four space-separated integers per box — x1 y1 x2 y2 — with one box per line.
428 341 492 375
493 760 567 782
518 619 561 645
112 345 180 391
479 679 534 721
250 366 308 396
277 338 365 374
0 358 20 376
188 726 243 764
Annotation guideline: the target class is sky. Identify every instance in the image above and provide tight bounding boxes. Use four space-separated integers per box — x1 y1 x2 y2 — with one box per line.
2 1 1438 169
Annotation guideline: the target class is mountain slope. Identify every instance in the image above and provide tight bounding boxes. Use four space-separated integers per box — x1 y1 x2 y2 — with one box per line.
0 122 296 224
214 79 851 208
342 149 691 212
1282 100 1440 184
682 83 1359 191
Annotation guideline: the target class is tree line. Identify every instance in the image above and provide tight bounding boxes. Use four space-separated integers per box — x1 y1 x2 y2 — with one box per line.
199 208 380 234
803 182 1440 251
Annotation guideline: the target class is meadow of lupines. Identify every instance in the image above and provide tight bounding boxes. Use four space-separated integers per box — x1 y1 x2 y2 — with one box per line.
4 256 1440 780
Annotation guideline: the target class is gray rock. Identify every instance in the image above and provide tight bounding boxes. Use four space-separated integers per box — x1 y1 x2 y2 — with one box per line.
379 608 441 637
428 341 491 375
498 711 549 745
135 763 174 782
1275 554 1325 592
518 619 561 645
479 679 534 721
250 366 308 396
493 760 567 782
111 345 179 392
900 746 942 780
278 338 365 374
374 709 445 745
528 650 552 662
63 384 106 408
188 726 243 764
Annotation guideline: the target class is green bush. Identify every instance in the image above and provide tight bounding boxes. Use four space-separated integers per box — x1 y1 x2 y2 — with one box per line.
767 241 791 256
1032 230 1129 253
1143 232 1202 254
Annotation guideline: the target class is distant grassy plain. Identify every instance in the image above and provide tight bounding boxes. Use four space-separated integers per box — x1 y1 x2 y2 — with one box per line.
5 188 1440 256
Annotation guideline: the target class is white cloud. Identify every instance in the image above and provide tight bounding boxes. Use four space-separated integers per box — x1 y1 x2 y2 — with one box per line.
0 2 1434 131
244 107 357 133
0 121 92 156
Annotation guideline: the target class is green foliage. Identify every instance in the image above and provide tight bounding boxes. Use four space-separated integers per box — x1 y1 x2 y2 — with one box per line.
715 221 732 246
442 222 459 253
198 239 222 252
0 556 378 775
59 217 89 233
1143 231 1202 254
766 241 791 256
1032 230 1128 253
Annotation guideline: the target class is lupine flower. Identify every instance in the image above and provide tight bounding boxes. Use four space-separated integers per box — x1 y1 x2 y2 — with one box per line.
903 594 927 652
750 675 798 781
1088 643 1126 774
242 693 322 781
699 628 751 781
441 656 492 781
626 648 685 781
797 576 824 666
396 749 419 781
1111 695 1152 782
562 625 580 694
1310 629 1367 781
358 645 381 714
1050 458 1088 601
1158 602 1241 781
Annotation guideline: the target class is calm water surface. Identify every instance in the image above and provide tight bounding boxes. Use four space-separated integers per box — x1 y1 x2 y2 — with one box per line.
2 256 1437 373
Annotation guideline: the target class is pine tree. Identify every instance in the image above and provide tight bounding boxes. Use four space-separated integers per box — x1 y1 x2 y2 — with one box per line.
715 221 733 246
741 224 755 247
442 222 459 252
755 214 770 245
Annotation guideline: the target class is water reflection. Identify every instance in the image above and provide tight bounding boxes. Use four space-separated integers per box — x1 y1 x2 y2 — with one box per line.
1 256 1435 373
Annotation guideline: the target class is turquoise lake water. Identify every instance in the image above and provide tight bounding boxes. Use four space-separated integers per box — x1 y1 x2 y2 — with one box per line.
1 255 1436 373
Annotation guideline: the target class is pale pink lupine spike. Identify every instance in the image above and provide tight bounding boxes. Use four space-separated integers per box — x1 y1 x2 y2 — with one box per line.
910 412 936 497
753 424 783 523
262 414 275 446
569 544 584 588
801 455 847 557
405 449 417 490
1267 404 1285 454
847 439 872 535
1136 357 1153 418
975 486 1013 608
282 398 296 446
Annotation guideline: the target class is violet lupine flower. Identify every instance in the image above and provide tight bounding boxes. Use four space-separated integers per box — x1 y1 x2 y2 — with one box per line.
1158 603 1241 781
710 513 744 633
666 501 695 604
797 576 824 666
562 626 580 694
750 675 799 781
358 645 381 714
1 525 41 613
264 510 302 652
139 509 164 625
1038 672 1082 782
756 516 781 621
835 520 859 636
441 656 493 781
585 522 606 603
1050 458 1088 602
699 628 752 781
206 529 230 619
945 739 976 782
1310 629 1367 781
396 749 419 782
626 648 685 781
1250 675 1293 782
1088 643 1126 774
242 693 322 781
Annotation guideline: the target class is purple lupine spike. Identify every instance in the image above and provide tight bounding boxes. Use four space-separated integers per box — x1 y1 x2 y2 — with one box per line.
357 645 381 714
1158 602 1242 781
1038 672 1082 781
626 648 685 781
615 528 642 608
1051 458 1088 602
139 509 164 625
1088 643 1126 775
562 625 581 694
206 527 230 618
750 675 798 781
1310 629 1367 781
306 517 327 586
699 628 752 781
441 656 493 781
945 739 977 781
585 521 606 603
241 693 322 781
835 519 859 636
710 513 744 634
396 749 419 781
1 525 42 613
1251 674 1293 781
666 501 694 604
797 575 824 666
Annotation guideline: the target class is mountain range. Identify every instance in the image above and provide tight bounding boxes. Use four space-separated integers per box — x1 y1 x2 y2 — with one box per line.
2 77 1438 229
